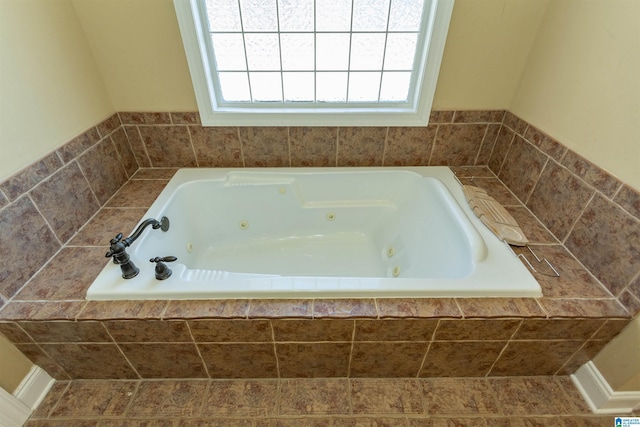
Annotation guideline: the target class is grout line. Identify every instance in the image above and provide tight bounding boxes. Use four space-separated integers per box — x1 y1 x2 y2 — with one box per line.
426 124 439 166
270 320 281 379
335 127 340 166
473 124 490 166
186 125 200 168
380 126 390 166
103 324 143 380
185 320 211 379
346 319 356 378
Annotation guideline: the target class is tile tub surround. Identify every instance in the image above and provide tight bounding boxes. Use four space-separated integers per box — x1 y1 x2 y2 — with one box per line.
0 110 638 382
26 376 622 425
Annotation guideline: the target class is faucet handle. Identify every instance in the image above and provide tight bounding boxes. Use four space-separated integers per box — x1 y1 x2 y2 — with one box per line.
150 256 177 263
150 256 177 280
105 233 125 259
110 233 123 245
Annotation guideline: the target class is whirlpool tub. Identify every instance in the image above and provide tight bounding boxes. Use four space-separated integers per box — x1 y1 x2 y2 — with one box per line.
87 167 542 299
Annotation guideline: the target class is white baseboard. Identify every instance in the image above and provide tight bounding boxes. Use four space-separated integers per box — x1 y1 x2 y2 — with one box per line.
571 361 640 414
0 366 54 427
14 365 55 410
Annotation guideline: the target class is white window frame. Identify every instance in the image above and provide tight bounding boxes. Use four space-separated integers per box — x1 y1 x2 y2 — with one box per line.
174 0 454 126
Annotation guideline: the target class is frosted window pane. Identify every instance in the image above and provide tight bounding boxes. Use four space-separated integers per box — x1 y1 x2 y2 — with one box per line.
389 0 425 31
279 0 314 31
245 34 280 70
250 72 283 101
218 72 251 101
211 34 247 71
352 0 390 31
380 72 411 102
280 34 314 71
240 0 277 31
316 34 350 71
205 0 242 31
283 72 314 101
348 72 381 102
384 34 418 70
316 0 352 31
350 33 386 71
316 72 348 102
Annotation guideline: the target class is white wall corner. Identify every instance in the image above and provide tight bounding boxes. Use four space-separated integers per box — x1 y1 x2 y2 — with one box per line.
0 365 55 427
571 361 640 414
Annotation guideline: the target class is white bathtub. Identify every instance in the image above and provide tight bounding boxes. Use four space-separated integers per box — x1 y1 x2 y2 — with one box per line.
87 167 542 300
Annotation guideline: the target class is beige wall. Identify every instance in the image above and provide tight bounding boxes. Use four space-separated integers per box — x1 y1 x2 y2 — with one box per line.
593 316 640 392
71 0 196 113
0 0 114 183
0 334 33 393
510 0 640 190
2 0 637 190
433 0 548 110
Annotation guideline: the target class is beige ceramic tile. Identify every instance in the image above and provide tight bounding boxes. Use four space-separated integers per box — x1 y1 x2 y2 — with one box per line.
69 207 147 246
0 198 60 299
276 342 351 377
78 300 167 320
289 127 338 167
271 319 354 342
78 138 129 205
312 299 377 318
15 247 107 301
421 378 499 415
526 160 595 241
354 319 438 341
189 319 273 342
164 299 249 319
433 319 521 341
29 162 100 243
350 378 424 414
106 180 168 208
498 135 547 203
249 299 313 318
489 340 584 376
19 320 111 343
198 343 278 378
126 380 208 417
376 298 461 318
40 343 137 379
0 301 87 321
49 380 137 417
565 193 640 296
119 343 208 378
278 378 350 415
489 377 579 415
190 126 243 167
105 320 192 342
420 341 505 377
139 126 197 168
430 124 487 166
350 342 429 377
456 298 546 318
337 127 386 166
383 126 435 166
200 379 278 416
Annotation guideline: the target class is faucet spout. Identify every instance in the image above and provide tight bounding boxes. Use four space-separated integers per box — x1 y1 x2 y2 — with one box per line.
122 216 169 246
105 216 170 279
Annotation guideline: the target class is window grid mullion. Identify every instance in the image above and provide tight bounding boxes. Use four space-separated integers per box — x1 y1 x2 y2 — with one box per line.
378 0 394 102
345 0 355 102
276 0 285 103
236 0 254 102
